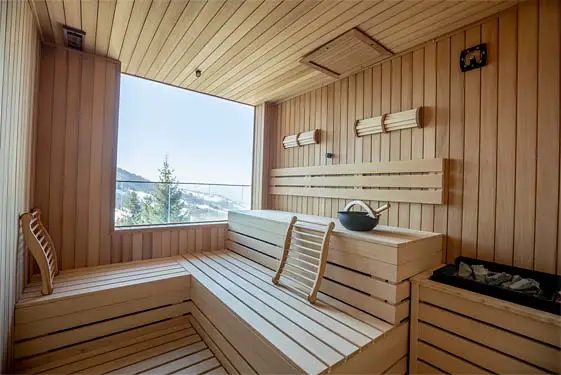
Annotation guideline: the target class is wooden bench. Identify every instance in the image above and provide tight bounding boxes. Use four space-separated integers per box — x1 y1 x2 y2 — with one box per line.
177 251 409 374
14 210 443 374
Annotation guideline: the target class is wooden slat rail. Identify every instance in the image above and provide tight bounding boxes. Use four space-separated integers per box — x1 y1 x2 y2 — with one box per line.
409 269 561 375
270 158 446 204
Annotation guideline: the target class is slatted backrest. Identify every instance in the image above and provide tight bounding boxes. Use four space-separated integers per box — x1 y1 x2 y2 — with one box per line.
270 158 446 204
272 217 335 303
20 209 58 295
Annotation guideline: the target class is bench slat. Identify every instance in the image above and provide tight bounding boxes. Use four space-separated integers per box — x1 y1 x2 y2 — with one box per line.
210 251 373 346
196 252 359 357
185 254 343 368
175 256 321 374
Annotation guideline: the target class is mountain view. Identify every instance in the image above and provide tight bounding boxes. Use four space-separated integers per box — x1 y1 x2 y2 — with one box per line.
115 159 250 227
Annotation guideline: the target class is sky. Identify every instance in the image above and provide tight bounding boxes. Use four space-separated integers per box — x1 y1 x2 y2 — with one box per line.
117 74 255 186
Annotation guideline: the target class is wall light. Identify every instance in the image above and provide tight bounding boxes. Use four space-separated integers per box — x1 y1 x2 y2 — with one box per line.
283 129 320 149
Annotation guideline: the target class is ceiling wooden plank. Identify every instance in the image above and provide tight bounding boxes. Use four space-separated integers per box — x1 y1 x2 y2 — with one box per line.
389 1 517 51
137 0 201 77
366 1 451 40
168 0 258 85
119 0 153 71
217 1 391 99
203 0 354 95
188 0 311 92
63 0 81 28
174 0 279 86
179 0 281 88
148 0 225 80
95 0 116 56
107 0 134 59
378 1 484 47
28 0 520 105
126 0 171 74
81 0 98 54
29 0 54 43
45 0 65 45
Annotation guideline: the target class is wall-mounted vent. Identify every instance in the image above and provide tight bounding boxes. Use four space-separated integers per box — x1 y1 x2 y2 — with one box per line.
300 28 392 79
63 25 86 51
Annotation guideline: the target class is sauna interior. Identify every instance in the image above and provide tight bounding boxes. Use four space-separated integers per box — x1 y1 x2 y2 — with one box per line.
1 0 560 373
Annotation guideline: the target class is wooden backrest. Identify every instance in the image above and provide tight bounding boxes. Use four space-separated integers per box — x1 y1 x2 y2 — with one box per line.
20 209 58 295
272 217 335 303
270 158 446 204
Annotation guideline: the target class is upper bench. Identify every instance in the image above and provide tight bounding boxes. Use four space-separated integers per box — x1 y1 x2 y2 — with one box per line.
227 209 443 324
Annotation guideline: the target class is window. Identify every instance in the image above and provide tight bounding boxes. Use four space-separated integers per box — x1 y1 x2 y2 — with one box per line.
115 75 254 227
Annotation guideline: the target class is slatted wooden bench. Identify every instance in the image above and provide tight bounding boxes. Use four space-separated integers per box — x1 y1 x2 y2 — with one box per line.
177 251 409 374
14 258 195 373
14 210 443 374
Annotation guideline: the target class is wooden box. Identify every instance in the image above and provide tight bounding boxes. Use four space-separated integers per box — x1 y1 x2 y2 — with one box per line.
409 269 561 374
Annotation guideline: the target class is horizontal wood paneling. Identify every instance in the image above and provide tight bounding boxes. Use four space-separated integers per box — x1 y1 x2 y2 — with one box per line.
33 45 227 271
0 1 40 371
29 0 517 104
267 1 561 274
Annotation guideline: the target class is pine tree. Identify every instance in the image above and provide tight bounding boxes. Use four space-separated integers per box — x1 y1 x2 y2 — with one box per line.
121 190 144 225
153 156 188 223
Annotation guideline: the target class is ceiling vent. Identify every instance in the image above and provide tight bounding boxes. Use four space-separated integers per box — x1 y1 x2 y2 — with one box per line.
63 25 86 51
300 28 392 79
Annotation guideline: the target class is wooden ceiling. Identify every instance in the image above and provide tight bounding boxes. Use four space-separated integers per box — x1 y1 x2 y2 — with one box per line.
30 0 517 105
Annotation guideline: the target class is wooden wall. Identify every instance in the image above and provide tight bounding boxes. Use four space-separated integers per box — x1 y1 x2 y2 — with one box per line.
34 45 121 270
112 223 227 262
0 1 40 371
252 102 276 209
33 45 226 271
268 0 561 275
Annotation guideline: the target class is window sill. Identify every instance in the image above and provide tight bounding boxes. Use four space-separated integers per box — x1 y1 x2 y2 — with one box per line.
113 221 228 234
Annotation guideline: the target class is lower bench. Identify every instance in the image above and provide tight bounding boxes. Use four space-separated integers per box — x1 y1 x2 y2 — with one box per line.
176 251 409 374
15 252 411 374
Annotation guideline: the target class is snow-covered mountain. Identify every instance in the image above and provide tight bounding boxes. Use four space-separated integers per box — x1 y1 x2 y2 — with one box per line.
115 168 250 225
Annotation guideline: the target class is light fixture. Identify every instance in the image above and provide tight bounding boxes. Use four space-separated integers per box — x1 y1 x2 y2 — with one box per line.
282 129 320 149
355 107 422 137
195 69 202 78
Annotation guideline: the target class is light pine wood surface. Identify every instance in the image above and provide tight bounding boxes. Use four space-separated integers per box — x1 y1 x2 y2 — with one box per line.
268 1 561 275
28 0 517 104
409 270 561 374
0 1 40 372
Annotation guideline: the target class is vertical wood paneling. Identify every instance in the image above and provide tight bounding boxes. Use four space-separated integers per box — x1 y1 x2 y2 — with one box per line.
34 45 120 269
514 2 538 269
494 8 517 266
477 19 498 262
33 46 221 268
0 2 39 371
446 33 465 262
267 1 560 274
461 26 481 259
534 0 560 273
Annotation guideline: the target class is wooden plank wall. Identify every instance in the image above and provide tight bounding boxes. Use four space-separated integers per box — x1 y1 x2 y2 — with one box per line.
111 224 227 262
0 1 40 371
33 45 121 270
268 0 561 275
33 45 227 272
252 102 276 209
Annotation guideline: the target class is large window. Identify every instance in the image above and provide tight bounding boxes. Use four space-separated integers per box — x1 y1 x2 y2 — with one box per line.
115 75 254 227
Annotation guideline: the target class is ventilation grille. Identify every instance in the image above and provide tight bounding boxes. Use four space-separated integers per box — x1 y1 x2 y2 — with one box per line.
63 25 86 51
300 28 392 79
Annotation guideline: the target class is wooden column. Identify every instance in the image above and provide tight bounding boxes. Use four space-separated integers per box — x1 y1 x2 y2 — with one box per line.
252 102 277 210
